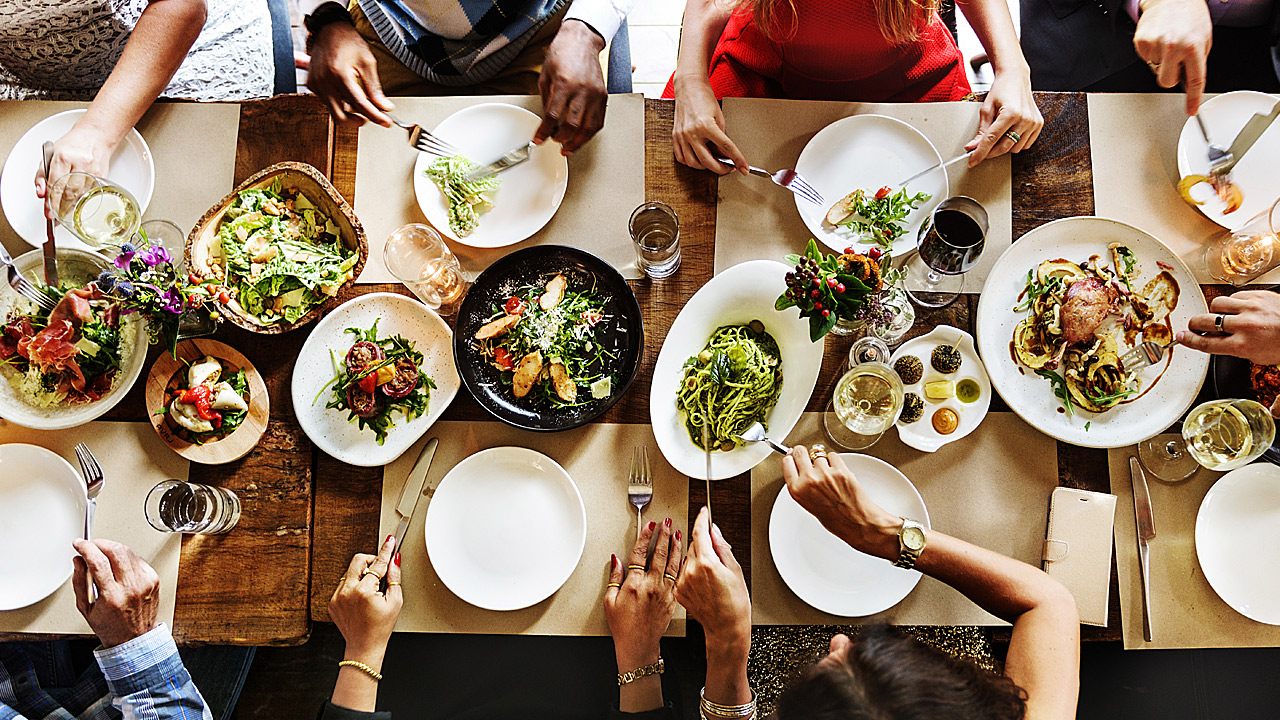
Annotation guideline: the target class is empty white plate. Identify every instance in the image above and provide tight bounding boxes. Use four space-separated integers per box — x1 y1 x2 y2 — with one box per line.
425 447 586 611
769 453 929 617
1 109 154 250
1196 462 1280 625
0 444 87 611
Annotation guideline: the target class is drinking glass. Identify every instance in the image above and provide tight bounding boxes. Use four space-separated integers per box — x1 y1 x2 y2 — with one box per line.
1138 399 1277 481
903 196 988 308
140 219 187 273
383 223 467 310
1202 197 1280 286
825 351 904 451
47 172 141 248
630 201 681 278
145 480 241 534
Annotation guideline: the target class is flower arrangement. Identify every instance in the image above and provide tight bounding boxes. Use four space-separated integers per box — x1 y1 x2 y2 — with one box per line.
775 239 901 342
96 236 219 355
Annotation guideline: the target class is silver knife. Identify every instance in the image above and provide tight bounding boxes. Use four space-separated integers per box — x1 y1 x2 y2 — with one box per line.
895 150 972 189
40 141 58 288
1130 457 1157 642
391 437 439 554
462 141 534 182
1218 100 1280 176
702 419 713 522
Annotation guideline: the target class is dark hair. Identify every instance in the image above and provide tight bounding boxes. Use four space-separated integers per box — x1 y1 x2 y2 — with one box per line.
775 625 1028 720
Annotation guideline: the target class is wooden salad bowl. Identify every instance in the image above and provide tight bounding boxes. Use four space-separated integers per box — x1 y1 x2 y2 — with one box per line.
185 161 368 334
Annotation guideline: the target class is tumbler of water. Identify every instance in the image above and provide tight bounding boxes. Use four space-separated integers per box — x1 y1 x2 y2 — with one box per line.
383 223 467 310
145 480 241 534
630 201 681 278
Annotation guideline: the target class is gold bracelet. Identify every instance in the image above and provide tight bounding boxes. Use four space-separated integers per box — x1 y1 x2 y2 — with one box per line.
700 687 757 719
617 657 664 686
338 660 383 682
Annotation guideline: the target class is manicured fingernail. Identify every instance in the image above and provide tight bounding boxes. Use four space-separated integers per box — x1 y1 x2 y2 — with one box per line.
664 517 671 528
675 530 681 542
385 534 394 545
648 521 656 531
611 553 618 568
394 552 401 566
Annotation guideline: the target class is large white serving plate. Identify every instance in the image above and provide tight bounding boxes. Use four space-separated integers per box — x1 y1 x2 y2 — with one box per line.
650 260 824 480
769 453 928 617
290 293 460 467
412 103 568 248
0 444 87 610
794 114 947 257
975 217 1208 448
425 447 586 611
1177 91 1280 229
1 109 154 250
1196 463 1280 625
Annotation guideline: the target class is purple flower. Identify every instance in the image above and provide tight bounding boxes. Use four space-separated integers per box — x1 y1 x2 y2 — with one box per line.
112 247 136 270
159 286 185 315
138 245 172 267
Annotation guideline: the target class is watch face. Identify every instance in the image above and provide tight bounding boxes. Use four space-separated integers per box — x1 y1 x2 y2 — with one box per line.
903 525 926 551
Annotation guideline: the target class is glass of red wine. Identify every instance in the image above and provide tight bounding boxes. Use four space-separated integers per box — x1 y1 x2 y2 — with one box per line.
903 196 988 308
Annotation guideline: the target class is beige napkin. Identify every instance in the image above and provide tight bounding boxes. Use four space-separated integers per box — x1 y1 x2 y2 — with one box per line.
716 98 1012 284
353 94 644 283
0 421 187 635
1108 444 1280 648
1088 93 1280 285
378 422 687 636
751 411 1058 626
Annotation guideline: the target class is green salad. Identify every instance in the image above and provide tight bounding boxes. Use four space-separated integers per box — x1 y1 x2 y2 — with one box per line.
425 156 500 237
825 185 931 250
317 320 436 445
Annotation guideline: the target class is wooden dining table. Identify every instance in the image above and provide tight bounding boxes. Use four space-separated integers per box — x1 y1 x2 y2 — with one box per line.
9 91 1151 647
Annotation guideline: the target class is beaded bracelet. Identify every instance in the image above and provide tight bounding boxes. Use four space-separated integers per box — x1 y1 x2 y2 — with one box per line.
338 660 383 682
617 657 664 686
699 687 757 719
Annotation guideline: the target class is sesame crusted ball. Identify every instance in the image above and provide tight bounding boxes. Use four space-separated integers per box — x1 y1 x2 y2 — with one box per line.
931 345 962 374
900 392 924 423
894 355 924 385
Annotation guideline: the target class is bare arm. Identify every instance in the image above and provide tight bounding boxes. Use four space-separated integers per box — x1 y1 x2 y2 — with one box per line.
670 0 748 174
954 0 1043 164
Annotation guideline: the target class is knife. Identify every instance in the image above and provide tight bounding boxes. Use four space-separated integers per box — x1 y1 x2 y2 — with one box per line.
1217 99 1280 176
40 141 58 288
1130 457 1157 642
895 150 972 189
462 141 534 182
701 420 713 521
391 437 439 554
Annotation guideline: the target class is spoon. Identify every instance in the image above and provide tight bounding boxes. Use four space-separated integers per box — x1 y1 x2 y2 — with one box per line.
735 422 791 455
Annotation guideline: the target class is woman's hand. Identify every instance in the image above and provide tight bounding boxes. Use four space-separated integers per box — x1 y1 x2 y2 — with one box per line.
1179 290 1280 370
606 518 682 712
966 67 1043 166
675 507 750 651
671 74 748 176
330 535 403 664
783 446 900 560
1133 0 1212 115
35 124 116 216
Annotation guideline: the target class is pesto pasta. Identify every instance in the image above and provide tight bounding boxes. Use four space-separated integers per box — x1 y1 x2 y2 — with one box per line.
677 322 783 451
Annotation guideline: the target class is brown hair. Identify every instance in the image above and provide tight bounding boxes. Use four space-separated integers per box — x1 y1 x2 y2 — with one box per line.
775 626 1029 720
737 0 938 44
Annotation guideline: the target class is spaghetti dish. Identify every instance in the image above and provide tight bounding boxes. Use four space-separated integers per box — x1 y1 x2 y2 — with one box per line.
1011 244 1180 415
677 321 783 451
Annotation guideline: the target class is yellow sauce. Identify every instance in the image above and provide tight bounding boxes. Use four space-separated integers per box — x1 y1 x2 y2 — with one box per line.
932 408 959 434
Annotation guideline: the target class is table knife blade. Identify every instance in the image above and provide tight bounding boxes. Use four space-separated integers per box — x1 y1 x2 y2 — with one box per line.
462 141 533 182
702 419 712 521
40 141 58 288
1220 100 1280 175
894 151 971 189
1130 456 1156 642
392 437 439 552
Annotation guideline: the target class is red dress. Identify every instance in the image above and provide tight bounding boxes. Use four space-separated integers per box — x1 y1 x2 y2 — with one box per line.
661 1 971 102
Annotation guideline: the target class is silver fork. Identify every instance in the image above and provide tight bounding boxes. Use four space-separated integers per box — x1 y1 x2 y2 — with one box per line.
1120 340 1176 371
74 443 105 599
1195 114 1233 178
387 113 463 157
735 422 791 455
0 243 56 312
627 446 653 540
713 154 824 206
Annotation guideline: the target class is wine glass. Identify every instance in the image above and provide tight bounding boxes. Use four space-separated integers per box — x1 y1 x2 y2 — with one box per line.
139 219 187 272
383 223 467 310
1138 399 1277 481
903 196 988 308
47 172 141 249
825 340 904 451
1202 197 1280 286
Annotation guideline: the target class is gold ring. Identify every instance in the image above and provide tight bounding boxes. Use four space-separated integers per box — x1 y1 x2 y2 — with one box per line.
1003 130 1021 143
1147 61 1160 73
607 582 622 588
386 581 400 587
808 444 828 462
1215 313 1226 332
626 564 646 573
360 567 382 581
663 573 678 584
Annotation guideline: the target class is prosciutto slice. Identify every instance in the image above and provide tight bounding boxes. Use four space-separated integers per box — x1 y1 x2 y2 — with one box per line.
47 287 97 334
0 318 36 358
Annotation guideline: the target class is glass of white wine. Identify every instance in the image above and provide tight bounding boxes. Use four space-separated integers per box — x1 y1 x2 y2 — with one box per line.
824 355 904 451
1139 399 1277 481
47 172 141 248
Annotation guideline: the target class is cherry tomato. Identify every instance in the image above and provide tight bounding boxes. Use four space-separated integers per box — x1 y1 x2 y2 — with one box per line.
217 289 231 304
493 347 514 371
357 372 378 394
868 247 883 261
875 186 891 200
844 246 855 254
503 297 525 315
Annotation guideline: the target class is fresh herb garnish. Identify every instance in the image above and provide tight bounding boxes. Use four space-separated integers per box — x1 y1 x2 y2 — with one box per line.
834 186 931 249
1034 369 1074 418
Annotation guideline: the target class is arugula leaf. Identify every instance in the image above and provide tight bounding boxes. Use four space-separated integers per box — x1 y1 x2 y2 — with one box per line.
1034 368 1074 418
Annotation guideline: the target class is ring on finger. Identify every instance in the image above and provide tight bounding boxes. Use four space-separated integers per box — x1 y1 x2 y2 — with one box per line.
1003 130 1021 144
607 582 622 589
1215 313 1226 332
808 444 828 462
360 567 382 581
663 572 678 584
626 564 646 573
1147 61 1160 73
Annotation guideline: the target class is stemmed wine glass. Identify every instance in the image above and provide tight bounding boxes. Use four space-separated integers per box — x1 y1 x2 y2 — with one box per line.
824 336 903 450
1139 399 1276 481
903 196 988 308
46 172 141 249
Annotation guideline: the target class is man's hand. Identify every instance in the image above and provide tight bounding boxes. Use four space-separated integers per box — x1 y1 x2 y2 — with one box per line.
1178 290 1280 366
535 19 607 155
72 539 161 648
307 22 394 127
1133 0 1212 115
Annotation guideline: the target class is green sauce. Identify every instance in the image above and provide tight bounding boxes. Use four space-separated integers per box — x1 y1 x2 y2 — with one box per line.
956 378 981 404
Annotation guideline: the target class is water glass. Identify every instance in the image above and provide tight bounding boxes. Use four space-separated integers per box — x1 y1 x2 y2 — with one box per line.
383 223 467 310
630 201 681 278
145 480 241 534
904 196 988 308
824 358 904 451
47 172 141 248
140 219 187 273
1203 197 1280 286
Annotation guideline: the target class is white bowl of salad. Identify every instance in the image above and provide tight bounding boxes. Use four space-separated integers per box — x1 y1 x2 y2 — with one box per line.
0 248 149 429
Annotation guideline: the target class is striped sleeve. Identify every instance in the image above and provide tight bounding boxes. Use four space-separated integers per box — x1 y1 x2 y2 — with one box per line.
93 625 213 720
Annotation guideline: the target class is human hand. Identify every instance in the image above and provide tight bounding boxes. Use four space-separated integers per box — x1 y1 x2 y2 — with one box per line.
606 518 682 670
675 507 750 655
671 74 747 176
534 20 607 155
72 539 160 648
782 446 900 560
1177 290 1280 366
330 535 403 664
306 22 394 127
1133 0 1212 115
35 125 115 218
966 67 1043 165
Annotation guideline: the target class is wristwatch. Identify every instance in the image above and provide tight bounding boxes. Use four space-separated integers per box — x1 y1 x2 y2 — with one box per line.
304 1 354 38
892 518 927 570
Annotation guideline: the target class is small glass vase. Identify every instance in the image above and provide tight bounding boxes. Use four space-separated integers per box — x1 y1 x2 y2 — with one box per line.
830 316 864 337
866 283 915 346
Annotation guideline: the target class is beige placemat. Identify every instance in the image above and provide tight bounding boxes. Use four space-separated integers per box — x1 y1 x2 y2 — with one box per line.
353 94 644 283
751 411 1058 626
1088 93 1279 285
378 422 687 636
1108 444 1280 649
716 98 1012 283
0 100 240 260
0 421 187 635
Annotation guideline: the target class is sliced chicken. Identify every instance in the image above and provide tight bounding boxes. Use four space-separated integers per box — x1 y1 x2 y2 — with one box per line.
540 274 567 311
475 314 520 340
512 351 543 398
548 361 576 402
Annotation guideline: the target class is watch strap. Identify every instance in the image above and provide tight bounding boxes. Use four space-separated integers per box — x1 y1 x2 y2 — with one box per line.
892 518 925 570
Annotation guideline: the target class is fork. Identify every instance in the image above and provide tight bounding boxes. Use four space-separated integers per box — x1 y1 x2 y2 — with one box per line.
74 443 105 599
387 112 462 157
1195 114 1233 178
1120 339 1177 371
0 243 56 312
713 153 824 206
627 446 653 540
735 422 791 455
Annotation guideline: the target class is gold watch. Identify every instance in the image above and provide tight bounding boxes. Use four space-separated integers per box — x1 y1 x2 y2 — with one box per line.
892 518 926 569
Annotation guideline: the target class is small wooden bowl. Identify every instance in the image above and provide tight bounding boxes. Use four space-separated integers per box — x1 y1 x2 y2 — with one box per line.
185 161 368 334
146 339 270 464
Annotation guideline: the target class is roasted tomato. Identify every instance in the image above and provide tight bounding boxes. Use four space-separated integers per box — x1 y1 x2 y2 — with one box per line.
345 341 385 373
380 356 421 398
581 310 602 326
346 384 381 418
493 347 515 371
503 297 525 315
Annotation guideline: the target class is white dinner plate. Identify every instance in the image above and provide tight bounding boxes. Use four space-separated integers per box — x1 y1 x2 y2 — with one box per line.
975 216 1209 448
1 109 154 250
412 103 568 248
0 444 87 611
650 260 824 480
1177 91 1280 229
1196 463 1280 624
769 453 928 617
290 293 460 467
794 114 947 257
425 447 586 611
891 325 991 453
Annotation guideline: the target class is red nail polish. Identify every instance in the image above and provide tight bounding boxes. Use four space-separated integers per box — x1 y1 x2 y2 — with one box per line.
611 553 618 568
648 521 656 531
394 552 401 566
664 517 672 528
675 530 681 542
385 534 394 544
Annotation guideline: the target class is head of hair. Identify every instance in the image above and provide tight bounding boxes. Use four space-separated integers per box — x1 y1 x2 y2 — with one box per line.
736 0 938 44
774 625 1028 720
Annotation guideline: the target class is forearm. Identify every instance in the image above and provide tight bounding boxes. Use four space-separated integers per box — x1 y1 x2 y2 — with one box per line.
672 0 734 85
330 645 385 712
955 0 1028 75
616 647 664 712
703 633 752 707
94 625 214 720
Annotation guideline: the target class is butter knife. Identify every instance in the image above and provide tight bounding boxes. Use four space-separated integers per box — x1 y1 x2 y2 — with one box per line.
40 141 58 288
462 141 534 182
1217 99 1280 176
391 437 439 554
1130 457 1156 642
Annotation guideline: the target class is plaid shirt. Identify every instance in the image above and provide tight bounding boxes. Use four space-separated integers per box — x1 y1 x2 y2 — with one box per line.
0 624 211 720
